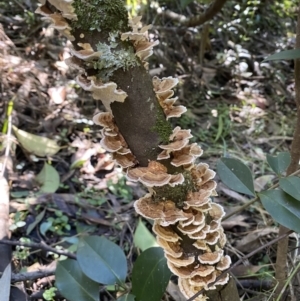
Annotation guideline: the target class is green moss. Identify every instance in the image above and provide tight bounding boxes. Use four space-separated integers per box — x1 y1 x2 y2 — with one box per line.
153 171 195 206
151 109 173 144
72 0 129 32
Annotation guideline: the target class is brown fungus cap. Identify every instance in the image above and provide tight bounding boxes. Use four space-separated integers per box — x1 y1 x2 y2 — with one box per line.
216 255 231 271
134 194 191 225
153 76 179 94
153 222 181 242
165 254 195 267
46 0 77 20
184 191 211 209
127 161 184 188
100 134 123 152
156 236 183 258
77 76 127 112
35 11 75 41
198 249 223 265
178 278 208 301
70 43 101 61
113 153 136 169
93 112 116 129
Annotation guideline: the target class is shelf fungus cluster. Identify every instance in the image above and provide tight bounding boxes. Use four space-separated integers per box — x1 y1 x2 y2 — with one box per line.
121 16 159 69
93 112 137 169
128 76 231 301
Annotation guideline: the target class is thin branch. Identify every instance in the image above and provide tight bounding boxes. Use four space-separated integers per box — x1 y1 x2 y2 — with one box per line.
9 268 56 283
187 229 293 301
160 0 228 27
0 239 76 259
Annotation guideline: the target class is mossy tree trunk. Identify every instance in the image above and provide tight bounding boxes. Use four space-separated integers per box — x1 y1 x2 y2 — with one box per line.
36 1 240 300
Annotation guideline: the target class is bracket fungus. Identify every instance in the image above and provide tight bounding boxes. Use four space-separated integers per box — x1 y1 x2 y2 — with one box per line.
121 16 159 68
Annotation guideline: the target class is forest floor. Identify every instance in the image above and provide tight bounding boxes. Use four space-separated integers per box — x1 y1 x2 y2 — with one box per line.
0 0 298 300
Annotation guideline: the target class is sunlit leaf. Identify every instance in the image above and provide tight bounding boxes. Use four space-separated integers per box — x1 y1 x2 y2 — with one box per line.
134 219 158 251
266 152 291 175
217 158 255 196
263 49 300 62
259 190 300 233
279 176 300 201
132 247 171 301
13 125 60 157
56 259 99 301
36 163 60 193
77 236 127 285
116 294 136 301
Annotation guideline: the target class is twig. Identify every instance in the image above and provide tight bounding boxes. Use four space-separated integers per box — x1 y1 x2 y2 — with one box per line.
0 239 76 259
9 268 56 283
160 0 228 27
187 229 293 301
222 168 300 221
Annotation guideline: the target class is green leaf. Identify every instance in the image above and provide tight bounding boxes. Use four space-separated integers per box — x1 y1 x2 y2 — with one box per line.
0 264 11 301
36 163 60 193
132 247 171 301
40 221 52 236
263 49 300 62
77 236 127 285
134 219 158 251
116 294 136 301
13 125 60 157
266 152 291 175
56 259 99 301
259 190 300 233
180 0 193 8
26 209 46 235
217 158 255 196
279 176 300 201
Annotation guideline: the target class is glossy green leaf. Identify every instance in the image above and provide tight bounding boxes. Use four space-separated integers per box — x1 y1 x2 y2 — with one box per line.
217 158 255 196
55 259 99 301
279 176 300 201
263 49 300 62
132 247 171 301
27 209 46 235
134 219 158 251
116 294 136 301
77 236 127 285
0 264 11 301
266 152 291 175
259 190 300 233
36 163 60 193
13 125 60 157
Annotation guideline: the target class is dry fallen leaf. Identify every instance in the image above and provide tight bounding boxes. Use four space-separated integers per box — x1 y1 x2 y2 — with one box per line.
13 126 60 157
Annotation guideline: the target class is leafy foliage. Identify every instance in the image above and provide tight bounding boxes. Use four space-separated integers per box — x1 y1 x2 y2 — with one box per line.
56 259 99 301
217 157 255 196
266 152 291 175
77 236 127 285
132 247 171 301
